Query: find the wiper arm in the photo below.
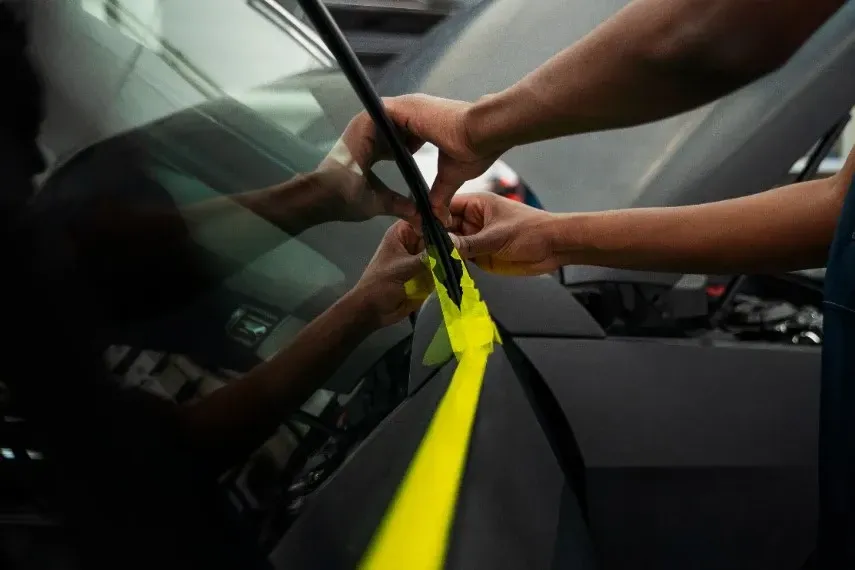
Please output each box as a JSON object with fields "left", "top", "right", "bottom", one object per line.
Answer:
{"left": 297, "top": 0, "right": 464, "bottom": 307}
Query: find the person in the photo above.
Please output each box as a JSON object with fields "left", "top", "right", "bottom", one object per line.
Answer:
{"left": 373, "top": 0, "right": 853, "bottom": 565}
{"left": 0, "top": 5, "right": 431, "bottom": 569}
{"left": 33, "top": 101, "right": 418, "bottom": 329}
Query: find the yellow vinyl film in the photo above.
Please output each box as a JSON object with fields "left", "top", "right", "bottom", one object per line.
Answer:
{"left": 359, "top": 250, "right": 501, "bottom": 570}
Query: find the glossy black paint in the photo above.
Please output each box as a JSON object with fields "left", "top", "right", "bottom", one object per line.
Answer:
{"left": 9, "top": 1, "right": 848, "bottom": 568}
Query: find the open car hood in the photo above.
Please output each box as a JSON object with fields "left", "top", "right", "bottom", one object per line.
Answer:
{"left": 378, "top": 0, "right": 855, "bottom": 284}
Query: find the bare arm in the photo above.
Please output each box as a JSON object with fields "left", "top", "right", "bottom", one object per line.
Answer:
{"left": 552, "top": 151, "right": 855, "bottom": 274}
{"left": 178, "top": 291, "right": 376, "bottom": 474}
{"left": 173, "top": 221, "right": 426, "bottom": 475}
{"left": 466, "top": 0, "right": 845, "bottom": 154}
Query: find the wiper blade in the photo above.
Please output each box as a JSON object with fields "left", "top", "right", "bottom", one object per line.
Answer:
{"left": 296, "top": 0, "right": 464, "bottom": 307}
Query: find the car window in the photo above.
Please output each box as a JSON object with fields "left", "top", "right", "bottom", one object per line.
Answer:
{"left": 26, "top": 0, "right": 448, "bottom": 557}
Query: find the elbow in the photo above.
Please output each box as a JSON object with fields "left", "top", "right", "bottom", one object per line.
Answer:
{"left": 642, "top": 12, "right": 800, "bottom": 91}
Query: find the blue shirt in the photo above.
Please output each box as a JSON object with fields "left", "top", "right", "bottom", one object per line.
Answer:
{"left": 819, "top": 175, "right": 855, "bottom": 566}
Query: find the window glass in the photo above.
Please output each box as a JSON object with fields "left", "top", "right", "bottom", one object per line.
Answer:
{"left": 25, "top": 0, "right": 442, "bottom": 557}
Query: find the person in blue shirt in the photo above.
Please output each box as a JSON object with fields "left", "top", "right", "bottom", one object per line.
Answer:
{"left": 380, "top": 0, "right": 853, "bottom": 566}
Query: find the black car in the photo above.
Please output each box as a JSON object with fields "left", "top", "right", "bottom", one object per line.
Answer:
{"left": 2, "top": 1, "right": 854, "bottom": 569}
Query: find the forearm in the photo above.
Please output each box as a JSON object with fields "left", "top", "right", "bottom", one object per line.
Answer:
{"left": 466, "top": 0, "right": 842, "bottom": 154}
{"left": 181, "top": 170, "right": 327, "bottom": 239}
{"left": 178, "top": 291, "right": 376, "bottom": 474}
{"left": 554, "top": 177, "right": 845, "bottom": 275}
{"left": 73, "top": 174, "right": 331, "bottom": 316}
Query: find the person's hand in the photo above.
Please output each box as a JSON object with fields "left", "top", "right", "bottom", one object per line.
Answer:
{"left": 382, "top": 94, "right": 504, "bottom": 224}
{"left": 308, "top": 156, "right": 416, "bottom": 224}
{"left": 449, "top": 192, "right": 562, "bottom": 276}
{"left": 307, "top": 112, "right": 420, "bottom": 224}
{"left": 348, "top": 221, "right": 433, "bottom": 328}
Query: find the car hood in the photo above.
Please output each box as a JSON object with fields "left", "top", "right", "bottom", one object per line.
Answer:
{"left": 378, "top": 0, "right": 855, "bottom": 283}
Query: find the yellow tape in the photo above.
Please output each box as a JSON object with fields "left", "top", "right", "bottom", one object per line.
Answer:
{"left": 404, "top": 270, "right": 435, "bottom": 302}
{"left": 360, "top": 251, "right": 500, "bottom": 570}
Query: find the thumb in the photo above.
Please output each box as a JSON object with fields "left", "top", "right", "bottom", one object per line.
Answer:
{"left": 430, "top": 155, "right": 469, "bottom": 212}
{"left": 375, "top": 183, "right": 418, "bottom": 220}
{"left": 396, "top": 254, "right": 430, "bottom": 283}
{"left": 451, "top": 225, "right": 503, "bottom": 260}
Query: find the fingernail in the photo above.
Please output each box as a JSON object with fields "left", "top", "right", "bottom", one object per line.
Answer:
{"left": 449, "top": 234, "right": 461, "bottom": 249}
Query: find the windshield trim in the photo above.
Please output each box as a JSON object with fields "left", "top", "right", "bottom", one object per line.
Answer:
{"left": 250, "top": 0, "right": 335, "bottom": 67}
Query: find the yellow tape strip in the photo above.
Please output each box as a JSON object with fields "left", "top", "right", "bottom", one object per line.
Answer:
{"left": 360, "top": 251, "right": 500, "bottom": 570}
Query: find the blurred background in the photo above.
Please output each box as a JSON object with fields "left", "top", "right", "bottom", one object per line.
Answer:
{"left": 326, "top": 0, "right": 855, "bottom": 178}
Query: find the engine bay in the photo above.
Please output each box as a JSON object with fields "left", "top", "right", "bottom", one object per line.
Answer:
{"left": 571, "top": 272, "right": 824, "bottom": 347}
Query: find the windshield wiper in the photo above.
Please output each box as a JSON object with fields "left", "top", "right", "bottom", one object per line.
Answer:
{"left": 297, "top": 0, "right": 464, "bottom": 306}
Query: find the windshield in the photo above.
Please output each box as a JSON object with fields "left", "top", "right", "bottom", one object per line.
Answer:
{"left": 25, "top": 0, "right": 448, "bottom": 558}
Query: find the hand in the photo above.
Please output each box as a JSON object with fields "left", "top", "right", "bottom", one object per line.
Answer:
{"left": 306, "top": 112, "right": 420, "bottom": 224}
{"left": 349, "top": 221, "right": 433, "bottom": 328}
{"left": 308, "top": 158, "right": 416, "bottom": 224}
{"left": 383, "top": 94, "right": 504, "bottom": 224}
{"left": 449, "top": 192, "right": 561, "bottom": 276}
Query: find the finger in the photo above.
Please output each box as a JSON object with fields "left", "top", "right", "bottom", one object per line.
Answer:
{"left": 418, "top": 249, "right": 431, "bottom": 266}
{"left": 449, "top": 193, "right": 488, "bottom": 228}
{"left": 409, "top": 213, "right": 424, "bottom": 237}
{"left": 451, "top": 226, "right": 503, "bottom": 260}
{"left": 448, "top": 214, "right": 481, "bottom": 237}
{"left": 401, "top": 130, "right": 426, "bottom": 155}
{"left": 401, "top": 223, "right": 426, "bottom": 255}
{"left": 386, "top": 219, "right": 423, "bottom": 254}
{"left": 447, "top": 215, "right": 465, "bottom": 234}
{"left": 432, "top": 204, "right": 452, "bottom": 228}
{"left": 429, "top": 168, "right": 467, "bottom": 219}
{"left": 396, "top": 254, "right": 431, "bottom": 282}
{"left": 449, "top": 191, "right": 491, "bottom": 216}
{"left": 339, "top": 111, "right": 377, "bottom": 169}
{"left": 404, "top": 270, "right": 434, "bottom": 302}
{"left": 374, "top": 183, "right": 418, "bottom": 220}
{"left": 384, "top": 94, "right": 432, "bottom": 139}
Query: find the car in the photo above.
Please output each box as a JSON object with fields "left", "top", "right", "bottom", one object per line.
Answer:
{"left": 1, "top": 0, "right": 853, "bottom": 569}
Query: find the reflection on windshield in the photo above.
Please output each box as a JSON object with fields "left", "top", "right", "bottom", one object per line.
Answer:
{"left": 13, "top": 1, "right": 436, "bottom": 567}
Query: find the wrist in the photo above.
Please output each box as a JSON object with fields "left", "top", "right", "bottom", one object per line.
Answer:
{"left": 337, "top": 287, "right": 382, "bottom": 334}
{"left": 467, "top": 81, "right": 551, "bottom": 156}
{"left": 465, "top": 91, "right": 517, "bottom": 157}
{"left": 547, "top": 212, "right": 592, "bottom": 266}
{"left": 257, "top": 173, "right": 332, "bottom": 231}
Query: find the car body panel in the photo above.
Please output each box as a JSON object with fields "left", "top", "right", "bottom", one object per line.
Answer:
{"left": 8, "top": 0, "right": 846, "bottom": 568}
{"left": 271, "top": 325, "right": 597, "bottom": 570}
{"left": 268, "top": 263, "right": 822, "bottom": 568}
